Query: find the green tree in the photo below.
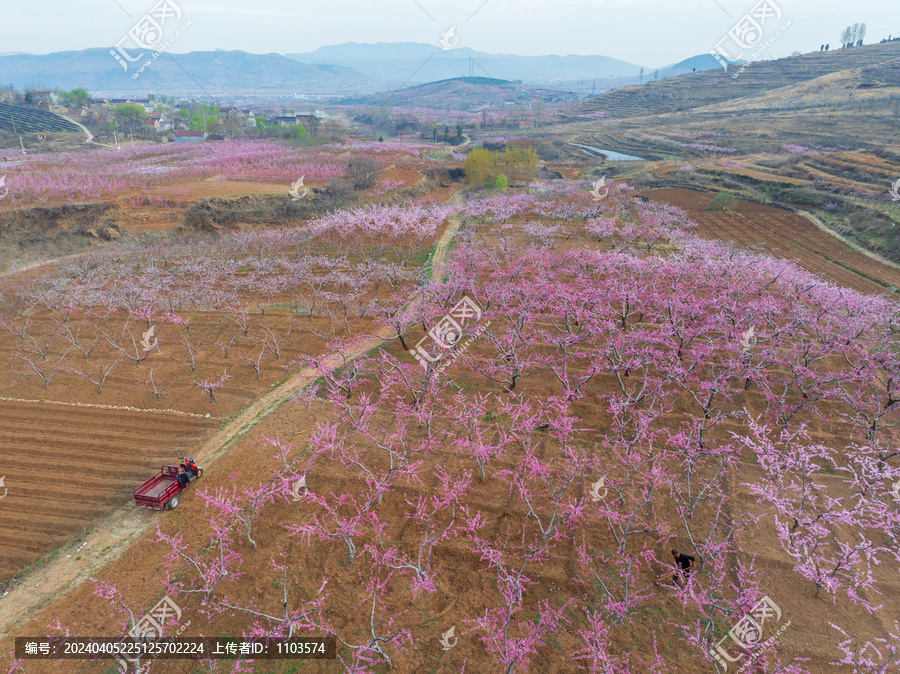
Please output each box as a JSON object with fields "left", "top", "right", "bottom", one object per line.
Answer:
{"left": 495, "top": 174, "right": 508, "bottom": 189}
{"left": 501, "top": 146, "right": 538, "bottom": 184}
{"left": 297, "top": 124, "right": 307, "bottom": 138}
{"left": 705, "top": 190, "right": 737, "bottom": 213}
{"left": 189, "top": 112, "right": 205, "bottom": 131}
{"left": 456, "top": 123, "right": 463, "bottom": 141}
{"left": 70, "top": 88, "right": 88, "bottom": 107}
{"left": 114, "top": 103, "right": 148, "bottom": 132}
{"left": 465, "top": 147, "right": 501, "bottom": 188}
{"left": 256, "top": 117, "right": 266, "bottom": 131}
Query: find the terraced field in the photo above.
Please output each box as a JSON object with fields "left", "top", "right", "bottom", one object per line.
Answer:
{"left": 571, "top": 42, "right": 900, "bottom": 119}
{"left": 0, "top": 102, "right": 82, "bottom": 134}
{"left": 645, "top": 187, "right": 900, "bottom": 294}
{"left": 0, "top": 401, "right": 215, "bottom": 578}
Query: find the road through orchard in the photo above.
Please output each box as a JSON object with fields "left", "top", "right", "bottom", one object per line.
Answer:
{"left": 0, "top": 192, "right": 465, "bottom": 638}
{"left": 6, "top": 183, "right": 900, "bottom": 672}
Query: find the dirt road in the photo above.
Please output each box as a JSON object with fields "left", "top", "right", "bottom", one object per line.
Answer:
{"left": 0, "top": 193, "right": 465, "bottom": 637}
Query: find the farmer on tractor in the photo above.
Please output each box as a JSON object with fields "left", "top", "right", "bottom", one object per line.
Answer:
{"left": 182, "top": 457, "right": 200, "bottom": 479}
{"left": 176, "top": 457, "right": 201, "bottom": 489}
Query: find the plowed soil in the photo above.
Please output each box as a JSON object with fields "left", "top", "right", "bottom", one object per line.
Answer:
{"left": 0, "top": 402, "right": 215, "bottom": 578}
{"left": 644, "top": 187, "right": 900, "bottom": 294}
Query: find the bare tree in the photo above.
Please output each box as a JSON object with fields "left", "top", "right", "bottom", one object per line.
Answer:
{"left": 324, "top": 118, "right": 344, "bottom": 141}
{"left": 144, "top": 366, "right": 171, "bottom": 398}
{"left": 15, "top": 349, "right": 70, "bottom": 389}
{"left": 256, "top": 318, "right": 291, "bottom": 361}
{"left": 840, "top": 26, "right": 852, "bottom": 48}
{"left": 166, "top": 333, "right": 204, "bottom": 373}
{"left": 102, "top": 320, "right": 153, "bottom": 367}
{"left": 20, "top": 323, "right": 61, "bottom": 361}
{"left": 240, "top": 342, "right": 269, "bottom": 379}
{"left": 217, "top": 332, "right": 242, "bottom": 360}
{"left": 58, "top": 318, "right": 103, "bottom": 362}
{"left": 66, "top": 354, "right": 123, "bottom": 394}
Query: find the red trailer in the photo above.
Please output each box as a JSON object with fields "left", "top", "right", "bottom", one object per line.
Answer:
{"left": 134, "top": 459, "right": 203, "bottom": 511}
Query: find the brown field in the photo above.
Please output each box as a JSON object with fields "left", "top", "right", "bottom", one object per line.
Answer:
{"left": 0, "top": 219, "right": 448, "bottom": 583}
{"left": 644, "top": 187, "right": 900, "bottom": 294}
{"left": 0, "top": 401, "right": 215, "bottom": 578}
{"left": 707, "top": 166, "right": 811, "bottom": 185}
{"left": 0, "top": 309, "right": 355, "bottom": 580}
{"left": 1, "top": 174, "right": 898, "bottom": 673}
{"left": 5, "top": 281, "right": 897, "bottom": 674}
{"left": 376, "top": 167, "right": 424, "bottom": 187}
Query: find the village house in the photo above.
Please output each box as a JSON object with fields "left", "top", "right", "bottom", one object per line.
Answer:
{"left": 26, "top": 90, "right": 55, "bottom": 105}
{"left": 108, "top": 98, "right": 155, "bottom": 113}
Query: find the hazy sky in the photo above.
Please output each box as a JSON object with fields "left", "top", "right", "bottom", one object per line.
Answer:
{"left": 1, "top": 0, "right": 895, "bottom": 67}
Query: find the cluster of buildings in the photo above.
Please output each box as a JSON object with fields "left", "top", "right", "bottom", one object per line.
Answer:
{"left": 7, "top": 90, "right": 333, "bottom": 142}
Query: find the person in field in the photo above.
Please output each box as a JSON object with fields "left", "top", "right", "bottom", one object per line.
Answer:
{"left": 669, "top": 549, "right": 695, "bottom": 586}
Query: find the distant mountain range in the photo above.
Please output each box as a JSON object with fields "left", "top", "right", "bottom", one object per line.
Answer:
{"left": 0, "top": 45, "right": 725, "bottom": 98}
{"left": 286, "top": 42, "right": 724, "bottom": 85}
{"left": 0, "top": 49, "right": 384, "bottom": 97}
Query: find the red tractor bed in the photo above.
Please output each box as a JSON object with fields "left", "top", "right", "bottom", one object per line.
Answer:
{"left": 134, "top": 466, "right": 186, "bottom": 511}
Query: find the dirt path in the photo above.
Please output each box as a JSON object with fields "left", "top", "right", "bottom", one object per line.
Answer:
{"left": 0, "top": 249, "right": 95, "bottom": 281}
{"left": 0, "top": 192, "right": 466, "bottom": 637}
{"left": 796, "top": 209, "right": 900, "bottom": 273}
{"left": 55, "top": 114, "right": 117, "bottom": 150}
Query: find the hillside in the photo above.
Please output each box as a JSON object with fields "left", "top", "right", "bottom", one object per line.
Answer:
{"left": 570, "top": 41, "right": 900, "bottom": 119}
{"left": 341, "top": 76, "right": 537, "bottom": 108}
{"left": 0, "top": 103, "right": 82, "bottom": 134}
{"left": 687, "top": 56, "right": 900, "bottom": 113}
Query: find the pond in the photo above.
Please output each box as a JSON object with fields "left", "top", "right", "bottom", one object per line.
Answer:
{"left": 568, "top": 142, "right": 644, "bottom": 161}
